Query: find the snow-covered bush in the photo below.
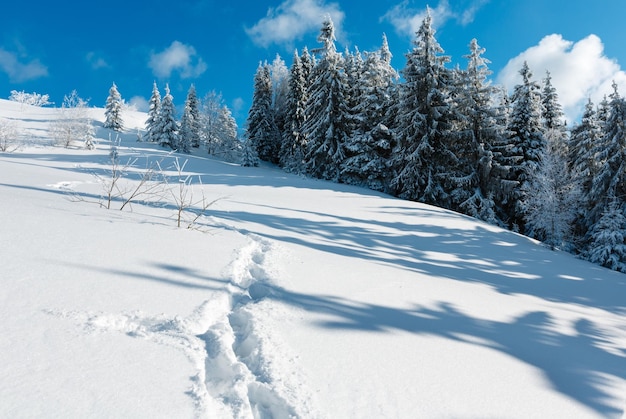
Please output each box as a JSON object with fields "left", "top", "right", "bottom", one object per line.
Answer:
{"left": 0, "top": 118, "right": 19, "bottom": 152}
{"left": 49, "top": 90, "right": 94, "bottom": 148}
{"left": 9, "top": 90, "right": 52, "bottom": 107}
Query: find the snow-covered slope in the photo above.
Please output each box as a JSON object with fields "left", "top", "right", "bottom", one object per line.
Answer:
{"left": 1, "top": 99, "right": 625, "bottom": 418}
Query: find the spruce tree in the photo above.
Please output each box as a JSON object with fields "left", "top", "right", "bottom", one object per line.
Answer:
{"left": 241, "top": 137, "right": 260, "bottom": 167}
{"left": 215, "top": 105, "right": 241, "bottom": 162}
{"left": 144, "top": 82, "right": 161, "bottom": 142}
{"left": 153, "top": 84, "right": 178, "bottom": 149}
{"left": 246, "top": 63, "right": 281, "bottom": 163}
{"left": 389, "top": 10, "right": 457, "bottom": 205}
{"left": 541, "top": 71, "right": 565, "bottom": 131}
{"left": 179, "top": 84, "right": 201, "bottom": 153}
{"left": 585, "top": 200, "right": 626, "bottom": 273}
{"left": 569, "top": 99, "right": 602, "bottom": 241}
{"left": 505, "top": 61, "right": 546, "bottom": 232}
{"left": 588, "top": 83, "right": 626, "bottom": 231}
{"left": 450, "top": 38, "right": 501, "bottom": 223}
{"left": 104, "top": 82, "right": 123, "bottom": 131}
{"left": 302, "top": 16, "right": 350, "bottom": 181}
{"left": 280, "top": 50, "right": 309, "bottom": 172}
{"left": 341, "top": 35, "right": 398, "bottom": 191}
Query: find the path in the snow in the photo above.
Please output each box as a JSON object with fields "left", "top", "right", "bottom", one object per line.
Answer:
{"left": 46, "top": 233, "right": 317, "bottom": 419}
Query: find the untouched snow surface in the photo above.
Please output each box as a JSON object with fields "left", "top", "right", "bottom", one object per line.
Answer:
{"left": 1, "top": 99, "right": 625, "bottom": 418}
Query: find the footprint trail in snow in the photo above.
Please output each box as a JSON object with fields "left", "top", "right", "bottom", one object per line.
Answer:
{"left": 45, "top": 234, "right": 318, "bottom": 419}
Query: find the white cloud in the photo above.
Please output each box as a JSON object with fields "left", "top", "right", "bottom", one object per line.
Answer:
{"left": 128, "top": 96, "right": 149, "bottom": 112}
{"left": 496, "top": 34, "right": 626, "bottom": 123}
{"left": 148, "top": 41, "right": 207, "bottom": 79}
{"left": 382, "top": 0, "right": 488, "bottom": 37}
{"left": 459, "top": 0, "right": 490, "bottom": 25}
{"left": 245, "top": 0, "right": 345, "bottom": 48}
{"left": 0, "top": 49, "right": 47, "bottom": 83}
{"left": 86, "top": 52, "right": 109, "bottom": 70}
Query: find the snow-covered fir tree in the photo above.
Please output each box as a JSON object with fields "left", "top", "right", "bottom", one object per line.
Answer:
{"left": 587, "top": 83, "right": 626, "bottom": 234}
{"left": 215, "top": 105, "right": 241, "bottom": 162}
{"left": 246, "top": 63, "right": 281, "bottom": 163}
{"left": 300, "top": 47, "right": 314, "bottom": 85}
{"left": 279, "top": 50, "right": 309, "bottom": 172}
{"left": 144, "top": 82, "right": 161, "bottom": 142}
{"left": 504, "top": 61, "right": 546, "bottom": 232}
{"left": 302, "top": 16, "right": 351, "bottom": 181}
{"left": 104, "top": 82, "right": 123, "bottom": 131}
{"left": 341, "top": 34, "right": 398, "bottom": 191}
{"left": 597, "top": 94, "right": 610, "bottom": 128}
{"left": 449, "top": 38, "right": 502, "bottom": 223}
{"left": 569, "top": 99, "right": 602, "bottom": 241}
{"left": 541, "top": 71, "right": 569, "bottom": 159}
{"left": 153, "top": 84, "right": 178, "bottom": 149}
{"left": 241, "top": 137, "right": 260, "bottom": 167}
{"left": 585, "top": 200, "right": 626, "bottom": 273}
{"left": 541, "top": 71, "right": 566, "bottom": 130}
{"left": 178, "top": 85, "right": 201, "bottom": 153}
{"left": 389, "top": 10, "right": 458, "bottom": 205}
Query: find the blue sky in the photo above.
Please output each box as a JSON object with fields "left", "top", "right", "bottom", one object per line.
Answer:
{"left": 2, "top": 0, "right": 626, "bottom": 126}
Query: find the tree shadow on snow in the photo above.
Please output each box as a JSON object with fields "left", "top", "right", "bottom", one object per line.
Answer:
{"left": 208, "top": 204, "right": 626, "bottom": 314}
{"left": 265, "top": 288, "right": 626, "bottom": 416}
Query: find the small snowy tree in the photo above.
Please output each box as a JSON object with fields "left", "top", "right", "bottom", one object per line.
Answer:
{"left": 200, "top": 91, "right": 240, "bottom": 161}
{"left": 104, "top": 82, "right": 124, "bottom": 131}
{"left": 214, "top": 105, "right": 241, "bottom": 162}
{"left": 585, "top": 201, "right": 626, "bottom": 272}
{"left": 179, "top": 84, "right": 201, "bottom": 153}
{"left": 144, "top": 82, "right": 161, "bottom": 142}
{"left": 523, "top": 132, "right": 581, "bottom": 250}
{"left": 153, "top": 84, "right": 178, "bottom": 149}
{"left": 241, "top": 137, "right": 260, "bottom": 167}
{"left": 0, "top": 118, "right": 19, "bottom": 152}
{"left": 49, "top": 90, "right": 95, "bottom": 149}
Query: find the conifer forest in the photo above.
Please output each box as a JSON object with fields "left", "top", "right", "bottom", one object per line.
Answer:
{"left": 139, "top": 14, "right": 626, "bottom": 274}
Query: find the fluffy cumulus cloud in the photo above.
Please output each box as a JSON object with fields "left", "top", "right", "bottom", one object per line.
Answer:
{"left": 245, "top": 0, "right": 345, "bottom": 47}
{"left": 0, "top": 49, "right": 47, "bottom": 83}
{"left": 382, "top": 0, "right": 488, "bottom": 37}
{"left": 496, "top": 34, "right": 626, "bottom": 123}
{"left": 148, "top": 41, "right": 207, "bottom": 79}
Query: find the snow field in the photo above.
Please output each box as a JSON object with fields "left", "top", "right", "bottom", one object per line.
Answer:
{"left": 1, "top": 100, "right": 625, "bottom": 418}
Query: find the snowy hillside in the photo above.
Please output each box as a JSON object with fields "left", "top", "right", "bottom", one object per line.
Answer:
{"left": 1, "top": 99, "right": 625, "bottom": 418}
